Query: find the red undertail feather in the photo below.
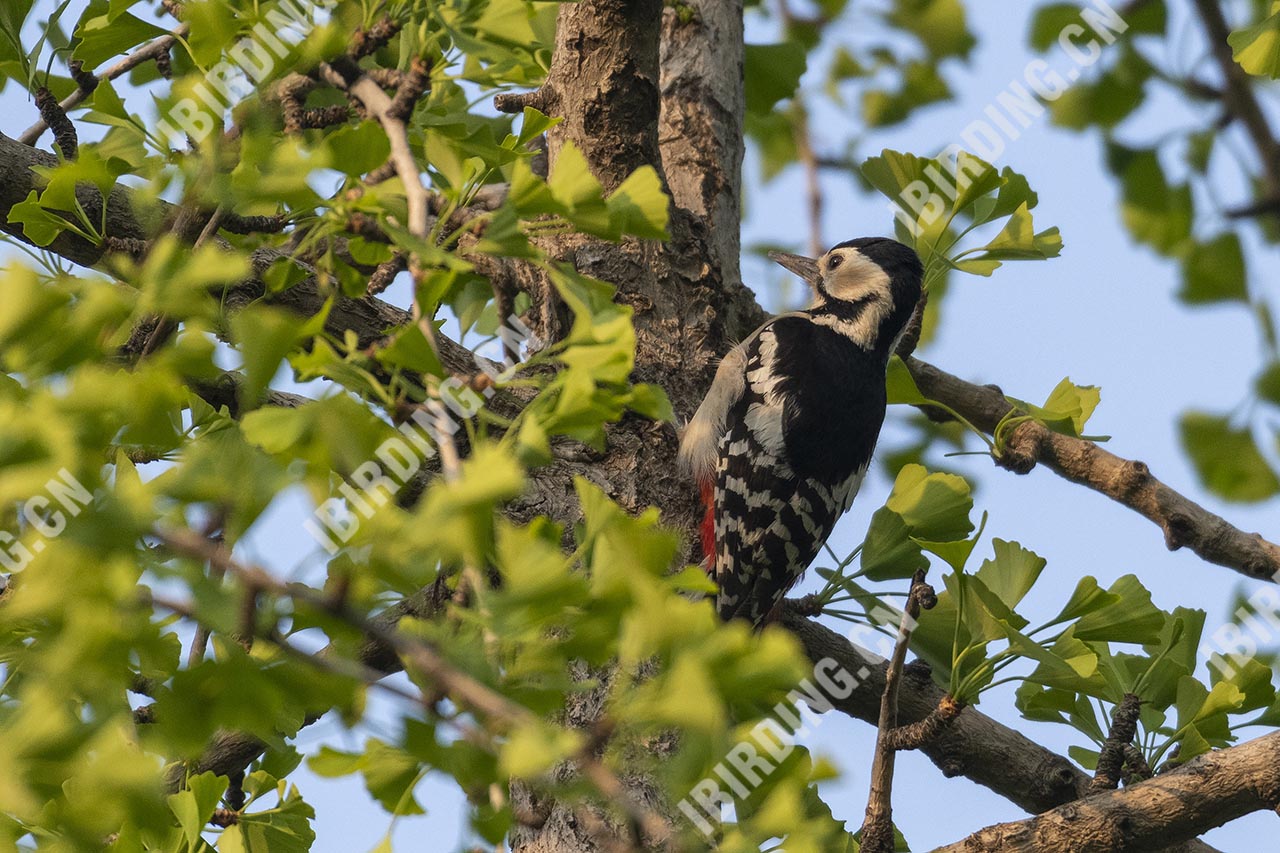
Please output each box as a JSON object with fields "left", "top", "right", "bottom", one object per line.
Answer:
{"left": 698, "top": 477, "right": 715, "bottom": 571}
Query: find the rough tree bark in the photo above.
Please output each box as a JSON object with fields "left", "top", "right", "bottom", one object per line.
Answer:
{"left": 931, "top": 730, "right": 1280, "bottom": 853}
{"left": 497, "top": 2, "right": 755, "bottom": 849}
{"left": 782, "top": 611, "right": 1220, "bottom": 853}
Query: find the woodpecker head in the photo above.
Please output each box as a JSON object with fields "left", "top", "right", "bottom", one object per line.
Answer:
{"left": 769, "top": 237, "right": 923, "bottom": 354}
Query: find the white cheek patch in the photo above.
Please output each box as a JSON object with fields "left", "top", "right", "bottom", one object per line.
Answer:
{"left": 825, "top": 251, "right": 893, "bottom": 303}
{"left": 813, "top": 250, "right": 897, "bottom": 349}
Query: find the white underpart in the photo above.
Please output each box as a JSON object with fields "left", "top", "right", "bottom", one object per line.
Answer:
{"left": 678, "top": 312, "right": 806, "bottom": 482}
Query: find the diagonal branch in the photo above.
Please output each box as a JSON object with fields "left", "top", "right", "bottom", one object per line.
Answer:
{"left": 905, "top": 357, "right": 1280, "bottom": 582}
{"left": 316, "top": 58, "right": 431, "bottom": 238}
{"left": 931, "top": 729, "right": 1280, "bottom": 853}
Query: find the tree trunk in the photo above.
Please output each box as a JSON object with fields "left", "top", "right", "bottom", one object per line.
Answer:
{"left": 504, "top": 2, "right": 749, "bottom": 850}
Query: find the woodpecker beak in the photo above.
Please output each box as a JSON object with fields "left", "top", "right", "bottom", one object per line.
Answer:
{"left": 768, "top": 251, "right": 822, "bottom": 288}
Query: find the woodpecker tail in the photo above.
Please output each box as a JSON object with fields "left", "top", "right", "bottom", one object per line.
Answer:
{"left": 698, "top": 477, "right": 715, "bottom": 571}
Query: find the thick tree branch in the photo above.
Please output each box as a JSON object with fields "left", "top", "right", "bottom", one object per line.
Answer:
{"left": 186, "top": 373, "right": 310, "bottom": 417}
{"left": 931, "top": 730, "right": 1280, "bottom": 853}
{"left": 0, "top": 132, "right": 160, "bottom": 266}
{"left": 778, "top": 608, "right": 1223, "bottom": 853}
{"left": 905, "top": 357, "right": 1280, "bottom": 582}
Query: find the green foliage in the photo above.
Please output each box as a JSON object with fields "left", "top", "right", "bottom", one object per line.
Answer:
{"left": 73, "top": 4, "right": 168, "bottom": 70}
{"left": 861, "top": 150, "right": 1062, "bottom": 291}
{"left": 1179, "top": 413, "right": 1280, "bottom": 502}
{"left": 885, "top": 0, "right": 975, "bottom": 61}
{"left": 1229, "top": 3, "right": 1280, "bottom": 78}
{"left": 1018, "top": 602, "right": 1278, "bottom": 769}
{"left": 1024, "top": 3, "right": 1280, "bottom": 496}
{"left": 744, "top": 42, "right": 808, "bottom": 116}
{"left": 1, "top": 1, "right": 1278, "bottom": 850}
{"left": 813, "top": 462, "right": 1260, "bottom": 771}
{"left": 0, "top": 0, "right": 668, "bottom": 846}
{"left": 811, "top": 453, "right": 1239, "bottom": 762}
{"left": 862, "top": 61, "right": 950, "bottom": 128}
{"left": 1181, "top": 233, "right": 1248, "bottom": 304}
{"left": 997, "top": 377, "right": 1108, "bottom": 448}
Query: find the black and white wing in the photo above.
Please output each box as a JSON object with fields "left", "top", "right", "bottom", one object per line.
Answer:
{"left": 713, "top": 316, "right": 887, "bottom": 625}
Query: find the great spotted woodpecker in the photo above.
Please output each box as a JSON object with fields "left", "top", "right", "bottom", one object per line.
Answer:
{"left": 679, "top": 238, "right": 924, "bottom": 626}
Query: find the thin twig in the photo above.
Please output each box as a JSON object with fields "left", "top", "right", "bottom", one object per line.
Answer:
{"left": 1191, "top": 0, "right": 1280, "bottom": 212}
{"left": 186, "top": 525, "right": 226, "bottom": 667}
{"left": 859, "top": 571, "right": 935, "bottom": 853}
{"left": 317, "top": 56, "right": 438, "bottom": 353}
{"left": 1091, "top": 693, "right": 1142, "bottom": 792}
{"left": 428, "top": 400, "right": 461, "bottom": 482}
{"left": 195, "top": 206, "right": 227, "bottom": 247}
{"left": 18, "top": 25, "right": 191, "bottom": 145}
{"left": 317, "top": 58, "right": 430, "bottom": 238}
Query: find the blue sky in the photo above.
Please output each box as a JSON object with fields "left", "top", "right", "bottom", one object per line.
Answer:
{"left": 749, "top": 3, "right": 1277, "bottom": 850}
{"left": 2, "top": 1, "right": 1276, "bottom": 850}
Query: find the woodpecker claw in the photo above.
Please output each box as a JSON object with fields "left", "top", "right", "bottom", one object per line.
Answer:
{"left": 767, "top": 250, "right": 822, "bottom": 287}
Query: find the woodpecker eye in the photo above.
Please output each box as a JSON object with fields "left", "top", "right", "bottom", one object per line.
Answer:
{"left": 828, "top": 254, "right": 844, "bottom": 270}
